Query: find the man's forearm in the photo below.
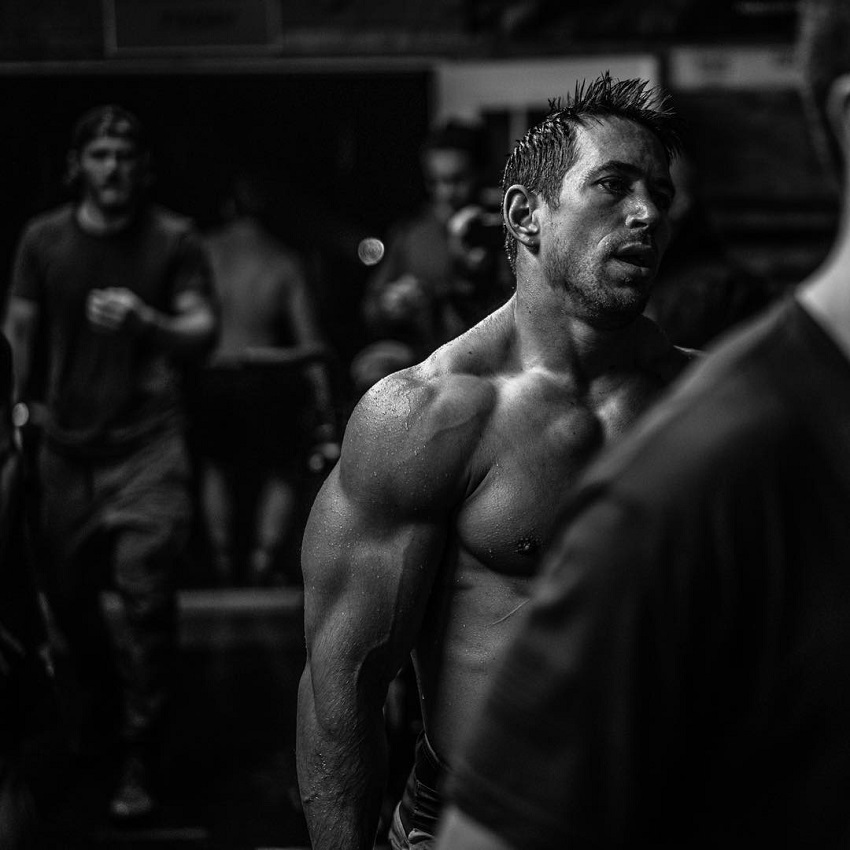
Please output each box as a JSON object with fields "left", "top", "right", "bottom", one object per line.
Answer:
{"left": 138, "top": 303, "right": 217, "bottom": 361}
{"left": 296, "top": 667, "right": 388, "bottom": 850}
{"left": 306, "top": 361, "right": 336, "bottom": 430}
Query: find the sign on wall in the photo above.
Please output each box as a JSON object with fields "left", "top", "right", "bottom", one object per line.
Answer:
{"left": 104, "top": 0, "right": 283, "bottom": 55}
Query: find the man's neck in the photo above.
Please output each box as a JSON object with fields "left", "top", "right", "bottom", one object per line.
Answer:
{"left": 510, "top": 285, "right": 650, "bottom": 384}
{"left": 76, "top": 198, "right": 136, "bottom": 236}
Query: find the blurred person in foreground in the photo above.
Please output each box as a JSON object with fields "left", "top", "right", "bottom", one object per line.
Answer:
{"left": 3, "top": 105, "right": 218, "bottom": 821}
{"left": 195, "top": 172, "right": 339, "bottom": 587}
{"left": 297, "top": 72, "right": 695, "bottom": 850}
{"left": 351, "top": 120, "right": 512, "bottom": 395}
{"left": 437, "top": 3, "right": 850, "bottom": 848}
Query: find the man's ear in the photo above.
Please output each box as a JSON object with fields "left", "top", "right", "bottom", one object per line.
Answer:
{"left": 503, "top": 184, "right": 541, "bottom": 254}
{"left": 826, "top": 73, "right": 850, "bottom": 156}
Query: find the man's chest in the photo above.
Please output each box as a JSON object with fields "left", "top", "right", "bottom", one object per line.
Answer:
{"left": 454, "top": 379, "right": 662, "bottom": 576}
{"left": 41, "top": 229, "right": 173, "bottom": 309}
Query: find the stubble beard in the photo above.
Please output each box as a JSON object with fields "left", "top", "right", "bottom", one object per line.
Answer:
{"left": 88, "top": 181, "right": 138, "bottom": 218}
{"left": 550, "top": 250, "right": 652, "bottom": 329}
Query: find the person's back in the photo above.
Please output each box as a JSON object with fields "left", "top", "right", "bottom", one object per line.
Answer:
{"left": 205, "top": 217, "right": 307, "bottom": 354}
{"left": 196, "top": 200, "right": 338, "bottom": 585}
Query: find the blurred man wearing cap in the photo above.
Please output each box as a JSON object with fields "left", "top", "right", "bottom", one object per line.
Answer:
{"left": 3, "top": 105, "right": 218, "bottom": 821}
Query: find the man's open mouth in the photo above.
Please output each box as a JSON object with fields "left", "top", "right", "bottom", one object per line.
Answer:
{"left": 614, "top": 244, "right": 655, "bottom": 269}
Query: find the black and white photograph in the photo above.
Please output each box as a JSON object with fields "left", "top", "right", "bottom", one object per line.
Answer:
{"left": 2, "top": 2, "right": 848, "bottom": 849}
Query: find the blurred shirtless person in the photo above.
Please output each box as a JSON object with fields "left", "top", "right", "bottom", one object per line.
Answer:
{"left": 297, "top": 73, "right": 693, "bottom": 850}
{"left": 197, "top": 174, "right": 338, "bottom": 585}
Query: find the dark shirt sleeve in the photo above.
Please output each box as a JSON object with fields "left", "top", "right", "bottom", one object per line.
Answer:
{"left": 10, "top": 224, "right": 43, "bottom": 302}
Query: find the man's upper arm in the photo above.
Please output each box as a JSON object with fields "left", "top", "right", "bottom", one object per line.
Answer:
{"left": 172, "top": 288, "right": 216, "bottom": 322}
{"left": 3, "top": 297, "right": 39, "bottom": 333}
{"left": 9, "top": 222, "right": 43, "bottom": 304}
{"left": 3, "top": 297, "right": 40, "bottom": 399}
{"left": 284, "top": 260, "right": 324, "bottom": 348}
{"left": 171, "top": 227, "right": 216, "bottom": 311}
{"left": 170, "top": 230, "right": 218, "bottom": 351}
{"left": 302, "top": 373, "right": 477, "bottom": 706}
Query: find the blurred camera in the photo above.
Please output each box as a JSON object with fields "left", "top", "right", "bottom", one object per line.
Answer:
{"left": 448, "top": 203, "right": 503, "bottom": 275}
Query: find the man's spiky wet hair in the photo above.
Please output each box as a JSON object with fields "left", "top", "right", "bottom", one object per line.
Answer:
{"left": 501, "top": 72, "right": 681, "bottom": 272}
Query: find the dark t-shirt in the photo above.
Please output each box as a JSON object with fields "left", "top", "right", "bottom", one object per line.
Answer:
{"left": 11, "top": 203, "right": 213, "bottom": 455}
{"left": 449, "top": 298, "right": 850, "bottom": 849}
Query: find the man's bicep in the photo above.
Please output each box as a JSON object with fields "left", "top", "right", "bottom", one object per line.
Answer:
{"left": 287, "top": 279, "right": 323, "bottom": 348}
{"left": 3, "top": 297, "right": 40, "bottom": 361}
{"left": 4, "top": 296, "right": 39, "bottom": 330}
{"left": 302, "top": 462, "right": 447, "bottom": 684}
{"left": 10, "top": 228, "right": 43, "bottom": 303}
{"left": 172, "top": 288, "right": 214, "bottom": 318}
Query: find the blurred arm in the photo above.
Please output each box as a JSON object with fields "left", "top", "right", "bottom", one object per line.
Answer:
{"left": 3, "top": 296, "right": 40, "bottom": 402}
{"left": 86, "top": 286, "right": 218, "bottom": 362}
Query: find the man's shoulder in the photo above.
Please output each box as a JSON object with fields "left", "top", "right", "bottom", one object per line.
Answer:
{"left": 355, "top": 360, "right": 498, "bottom": 445}
{"left": 20, "top": 203, "right": 75, "bottom": 242}
{"left": 265, "top": 239, "right": 307, "bottom": 284}
{"left": 144, "top": 204, "right": 199, "bottom": 240}
{"left": 341, "top": 356, "right": 498, "bottom": 493}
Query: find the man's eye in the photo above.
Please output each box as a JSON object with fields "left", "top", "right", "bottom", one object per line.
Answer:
{"left": 599, "top": 178, "right": 627, "bottom": 194}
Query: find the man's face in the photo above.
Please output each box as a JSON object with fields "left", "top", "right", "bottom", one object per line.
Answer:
{"left": 422, "top": 147, "right": 477, "bottom": 222}
{"left": 538, "top": 117, "right": 674, "bottom": 327}
{"left": 76, "top": 135, "right": 143, "bottom": 213}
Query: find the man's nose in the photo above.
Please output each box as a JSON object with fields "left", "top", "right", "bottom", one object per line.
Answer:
{"left": 626, "top": 191, "right": 664, "bottom": 229}
{"left": 432, "top": 180, "right": 454, "bottom": 201}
